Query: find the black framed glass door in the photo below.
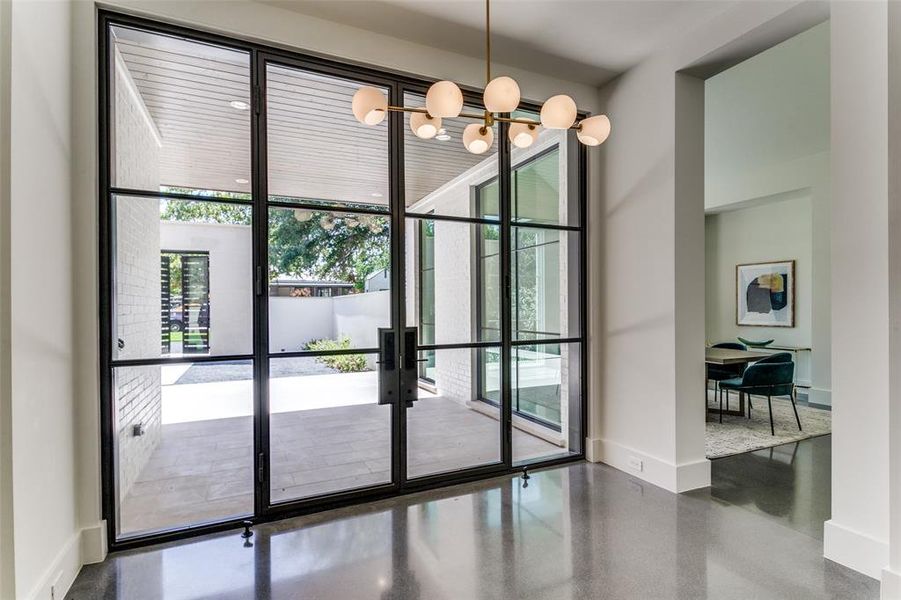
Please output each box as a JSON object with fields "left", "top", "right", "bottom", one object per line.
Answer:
{"left": 258, "top": 57, "right": 400, "bottom": 508}
{"left": 100, "top": 11, "right": 586, "bottom": 549}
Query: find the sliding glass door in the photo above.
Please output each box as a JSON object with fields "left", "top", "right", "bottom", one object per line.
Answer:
{"left": 100, "top": 12, "right": 586, "bottom": 547}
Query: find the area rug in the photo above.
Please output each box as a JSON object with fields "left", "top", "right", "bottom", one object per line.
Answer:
{"left": 706, "top": 393, "right": 831, "bottom": 459}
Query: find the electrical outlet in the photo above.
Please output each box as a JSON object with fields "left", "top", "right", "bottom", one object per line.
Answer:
{"left": 628, "top": 456, "right": 643, "bottom": 472}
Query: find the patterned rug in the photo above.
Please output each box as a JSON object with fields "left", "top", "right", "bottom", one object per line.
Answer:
{"left": 706, "top": 391, "right": 831, "bottom": 459}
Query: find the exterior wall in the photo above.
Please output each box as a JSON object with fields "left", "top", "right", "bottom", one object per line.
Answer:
{"left": 333, "top": 290, "right": 390, "bottom": 354}
{"left": 159, "top": 221, "right": 253, "bottom": 356}
{"left": 269, "top": 296, "right": 334, "bottom": 352}
{"left": 112, "top": 51, "right": 162, "bottom": 504}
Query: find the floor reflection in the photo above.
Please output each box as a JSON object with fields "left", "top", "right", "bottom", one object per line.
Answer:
{"left": 706, "top": 435, "right": 831, "bottom": 540}
{"left": 69, "top": 455, "right": 877, "bottom": 600}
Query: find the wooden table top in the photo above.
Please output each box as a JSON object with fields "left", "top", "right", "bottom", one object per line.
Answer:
{"left": 705, "top": 347, "right": 772, "bottom": 365}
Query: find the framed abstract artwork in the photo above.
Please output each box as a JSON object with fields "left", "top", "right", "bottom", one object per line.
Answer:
{"left": 736, "top": 260, "right": 795, "bottom": 327}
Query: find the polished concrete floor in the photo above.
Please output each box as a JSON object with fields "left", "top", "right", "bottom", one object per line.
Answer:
{"left": 121, "top": 395, "right": 561, "bottom": 535}
{"left": 700, "top": 434, "right": 832, "bottom": 541}
{"left": 71, "top": 439, "right": 878, "bottom": 600}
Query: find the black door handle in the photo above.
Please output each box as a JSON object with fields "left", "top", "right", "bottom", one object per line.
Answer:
{"left": 377, "top": 328, "right": 395, "bottom": 405}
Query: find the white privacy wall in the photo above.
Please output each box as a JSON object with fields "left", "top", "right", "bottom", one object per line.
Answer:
{"left": 704, "top": 22, "right": 831, "bottom": 405}
{"left": 113, "top": 49, "right": 163, "bottom": 504}
{"left": 159, "top": 221, "right": 253, "bottom": 356}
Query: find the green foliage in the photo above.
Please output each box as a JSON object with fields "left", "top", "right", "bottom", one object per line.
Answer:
{"left": 268, "top": 209, "right": 389, "bottom": 290}
{"left": 158, "top": 191, "right": 389, "bottom": 289}
{"left": 304, "top": 336, "right": 369, "bottom": 373}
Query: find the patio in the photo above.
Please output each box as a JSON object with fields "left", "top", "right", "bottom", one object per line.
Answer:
{"left": 120, "top": 364, "right": 564, "bottom": 535}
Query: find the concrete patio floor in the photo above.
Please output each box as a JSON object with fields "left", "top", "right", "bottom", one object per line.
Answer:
{"left": 120, "top": 372, "right": 564, "bottom": 535}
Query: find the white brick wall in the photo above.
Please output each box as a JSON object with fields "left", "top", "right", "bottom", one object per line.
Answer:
{"left": 112, "top": 49, "right": 163, "bottom": 502}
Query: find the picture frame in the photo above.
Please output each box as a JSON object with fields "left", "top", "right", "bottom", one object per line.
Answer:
{"left": 736, "top": 260, "right": 795, "bottom": 327}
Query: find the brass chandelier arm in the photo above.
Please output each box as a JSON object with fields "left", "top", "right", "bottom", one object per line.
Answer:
{"left": 382, "top": 105, "right": 583, "bottom": 131}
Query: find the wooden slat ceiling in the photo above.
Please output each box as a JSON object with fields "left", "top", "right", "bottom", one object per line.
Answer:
{"left": 113, "top": 26, "right": 487, "bottom": 207}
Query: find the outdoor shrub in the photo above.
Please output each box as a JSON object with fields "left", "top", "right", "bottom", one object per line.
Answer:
{"left": 305, "top": 336, "right": 369, "bottom": 373}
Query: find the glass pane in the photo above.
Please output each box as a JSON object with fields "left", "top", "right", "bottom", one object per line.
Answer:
{"left": 512, "top": 343, "right": 582, "bottom": 464}
{"left": 268, "top": 207, "right": 390, "bottom": 353}
{"left": 267, "top": 65, "right": 389, "bottom": 209}
{"left": 404, "top": 92, "right": 498, "bottom": 217}
{"left": 405, "top": 218, "right": 498, "bottom": 344}
{"left": 512, "top": 227, "right": 580, "bottom": 341}
{"left": 269, "top": 355, "right": 391, "bottom": 503}
{"left": 113, "top": 195, "right": 253, "bottom": 360}
{"left": 407, "top": 347, "right": 501, "bottom": 478}
{"left": 115, "top": 361, "right": 254, "bottom": 537}
{"left": 110, "top": 26, "right": 251, "bottom": 196}
{"left": 510, "top": 110, "right": 579, "bottom": 226}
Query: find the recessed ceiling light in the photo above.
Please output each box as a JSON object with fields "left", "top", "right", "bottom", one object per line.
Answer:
{"left": 235, "top": 178, "right": 249, "bottom": 184}
{"left": 229, "top": 100, "right": 249, "bottom": 111}
{"left": 436, "top": 128, "right": 451, "bottom": 141}
{"left": 371, "top": 192, "right": 384, "bottom": 198}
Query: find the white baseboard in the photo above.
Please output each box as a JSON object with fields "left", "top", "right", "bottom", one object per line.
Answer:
{"left": 80, "top": 521, "right": 108, "bottom": 565}
{"left": 883, "top": 567, "right": 901, "bottom": 600}
{"left": 586, "top": 437, "right": 710, "bottom": 493}
{"left": 824, "top": 519, "right": 889, "bottom": 580}
{"left": 23, "top": 522, "right": 107, "bottom": 600}
{"left": 25, "top": 530, "right": 81, "bottom": 600}
{"left": 807, "top": 387, "right": 832, "bottom": 406}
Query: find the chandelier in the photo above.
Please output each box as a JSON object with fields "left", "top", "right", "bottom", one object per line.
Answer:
{"left": 350, "top": 0, "right": 611, "bottom": 154}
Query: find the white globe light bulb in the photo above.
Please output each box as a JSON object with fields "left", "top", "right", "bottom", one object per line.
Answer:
{"left": 410, "top": 111, "right": 442, "bottom": 139}
{"left": 351, "top": 86, "right": 388, "bottom": 125}
{"left": 463, "top": 123, "right": 494, "bottom": 154}
{"left": 576, "top": 114, "right": 611, "bottom": 146}
{"left": 540, "top": 94, "right": 577, "bottom": 129}
{"left": 483, "top": 76, "right": 521, "bottom": 113}
{"left": 508, "top": 122, "right": 540, "bottom": 148}
{"left": 425, "top": 81, "right": 464, "bottom": 118}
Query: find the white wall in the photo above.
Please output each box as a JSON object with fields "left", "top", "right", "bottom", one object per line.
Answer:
{"left": 705, "top": 196, "right": 814, "bottom": 387}
{"left": 593, "top": 1, "right": 831, "bottom": 494}
{"left": 333, "top": 290, "right": 390, "bottom": 351}
{"left": 159, "top": 221, "right": 253, "bottom": 356}
{"left": 3, "top": 1, "right": 82, "bottom": 599}
{"left": 112, "top": 48, "right": 163, "bottom": 503}
{"left": 704, "top": 21, "right": 830, "bottom": 404}
{"left": 0, "top": 0, "right": 13, "bottom": 595}
{"left": 269, "top": 297, "right": 334, "bottom": 353}
{"left": 824, "top": 0, "right": 893, "bottom": 585}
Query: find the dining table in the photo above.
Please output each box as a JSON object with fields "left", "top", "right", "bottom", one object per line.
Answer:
{"left": 705, "top": 347, "right": 772, "bottom": 417}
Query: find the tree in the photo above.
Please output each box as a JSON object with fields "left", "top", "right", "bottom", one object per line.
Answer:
{"left": 159, "top": 189, "right": 389, "bottom": 290}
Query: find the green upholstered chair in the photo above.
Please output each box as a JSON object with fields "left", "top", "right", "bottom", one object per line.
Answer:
{"left": 754, "top": 352, "right": 792, "bottom": 364}
{"left": 719, "top": 361, "right": 800, "bottom": 435}
{"left": 707, "top": 342, "right": 747, "bottom": 409}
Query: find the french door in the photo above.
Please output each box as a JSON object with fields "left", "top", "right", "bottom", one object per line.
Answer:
{"left": 101, "top": 12, "right": 585, "bottom": 548}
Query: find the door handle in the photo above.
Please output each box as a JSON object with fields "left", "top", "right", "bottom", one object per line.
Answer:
{"left": 401, "top": 327, "right": 419, "bottom": 407}
{"left": 377, "top": 328, "right": 396, "bottom": 405}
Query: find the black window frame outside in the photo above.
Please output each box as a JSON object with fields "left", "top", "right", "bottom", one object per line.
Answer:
{"left": 98, "top": 8, "right": 589, "bottom": 552}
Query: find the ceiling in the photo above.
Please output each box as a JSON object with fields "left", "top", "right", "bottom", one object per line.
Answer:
{"left": 113, "top": 25, "right": 487, "bottom": 206}
{"left": 261, "top": 0, "right": 737, "bottom": 86}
